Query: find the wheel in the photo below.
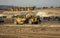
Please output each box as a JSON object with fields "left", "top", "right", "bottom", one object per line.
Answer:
{"left": 34, "top": 22, "right": 38, "bottom": 24}
{"left": 19, "top": 22, "right": 24, "bottom": 25}
{"left": 28, "top": 19, "right": 33, "bottom": 24}
{"left": 14, "top": 21, "right": 18, "bottom": 24}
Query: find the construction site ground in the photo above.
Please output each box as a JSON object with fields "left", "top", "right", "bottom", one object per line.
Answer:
{"left": 0, "top": 8, "right": 60, "bottom": 38}
{"left": 0, "top": 21, "right": 60, "bottom": 38}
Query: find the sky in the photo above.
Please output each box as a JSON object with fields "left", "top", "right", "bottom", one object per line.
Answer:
{"left": 0, "top": 0, "right": 60, "bottom": 7}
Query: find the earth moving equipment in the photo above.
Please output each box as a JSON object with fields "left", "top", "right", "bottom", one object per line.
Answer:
{"left": 28, "top": 16, "right": 41, "bottom": 24}
{"left": 54, "top": 16, "right": 60, "bottom": 21}
{"left": 0, "top": 16, "right": 6, "bottom": 23}
{"left": 14, "top": 13, "right": 41, "bottom": 24}
{"left": 14, "top": 15, "right": 26, "bottom": 24}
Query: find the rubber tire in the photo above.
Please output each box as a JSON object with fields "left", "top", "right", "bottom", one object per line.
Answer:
{"left": 28, "top": 19, "right": 33, "bottom": 24}
{"left": 14, "top": 21, "right": 18, "bottom": 25}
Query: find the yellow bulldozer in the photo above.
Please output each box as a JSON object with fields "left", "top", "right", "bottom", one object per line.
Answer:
{"left": 14, "top": 13, "right": 41, "bottom": 24}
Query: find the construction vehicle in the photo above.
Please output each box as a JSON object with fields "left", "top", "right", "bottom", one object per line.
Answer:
{"left": 28, "top": 16, "right": 41, "bottom": 24}
{"left": 14, "top": 15, "right": 26, "bottom": 24}
{"left": 0, "top": 16, "right": 6, "bottom": 23}
{"left": 54, "top": 16, "right": 60, "bottom": 21}
{"left": 14, "top": 13, "right": 41, "bottom": 24}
